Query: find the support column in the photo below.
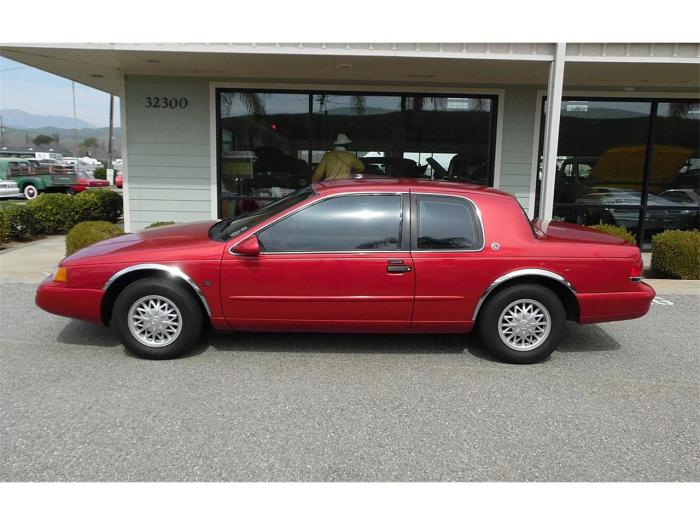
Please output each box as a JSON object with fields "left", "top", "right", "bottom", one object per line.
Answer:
{"left": 539, "top": 42, "right": 566, "bottom": 221}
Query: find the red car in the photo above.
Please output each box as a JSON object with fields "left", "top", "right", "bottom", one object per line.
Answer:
{"left": 115, "top": 173, "right": 123, "bottom": 188}
{"left": 68, "top": 172, "right": 110, "bottom": 194}
{"left": 36, "top": 179, "right": 655, "bottom": 363}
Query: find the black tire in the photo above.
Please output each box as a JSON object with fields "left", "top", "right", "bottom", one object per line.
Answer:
{"left": 66, "top": 188, "right": 77, "bottom": 196}
{"left": 112, "top": 277, "right": 204, "bottom": 359}
{"left": 477, "top": 284, "right": 566, "bottom": 364}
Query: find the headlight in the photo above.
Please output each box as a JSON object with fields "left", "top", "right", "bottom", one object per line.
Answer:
{"left": 53, "top": 266, "right": 68, "bottom": 283}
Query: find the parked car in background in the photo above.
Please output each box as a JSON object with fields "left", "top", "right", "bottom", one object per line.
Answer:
{"left": 659, "top": 188, "right": 700, "bottom": 206}
{"left": 36, "top": 179, "right": 654, "bottom": 364}
{"left": 0, "top": 178, "right": 22, "bottom": 199}
{"left": 68, "top": 171, "right": 111, "bottom": 195}
{"left": 115, "top": 172, "right": 123, "bottom": 189}
{"left": 0, "top": 157, "right": 77, "bottom": 199}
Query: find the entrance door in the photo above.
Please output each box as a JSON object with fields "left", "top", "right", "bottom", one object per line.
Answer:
{"left": 220, "top": 193, "right": 414, "bottom": 332}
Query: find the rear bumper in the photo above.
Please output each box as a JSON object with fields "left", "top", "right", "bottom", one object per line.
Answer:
{"left": 35, "top": 277, "right": 104, "bottom": 324}
{"left": 578, "top": 282, "right": 656, "bottom": 324}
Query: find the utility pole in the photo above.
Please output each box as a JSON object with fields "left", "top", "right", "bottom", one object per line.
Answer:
{"left": 107, "top": 94, "right": 114, "bottom": 170}
{"left": 72, "top": 81, "right": 79, "bottom": 156}
{"left": 0, "top": 114, "right": 4, "bottom": 146}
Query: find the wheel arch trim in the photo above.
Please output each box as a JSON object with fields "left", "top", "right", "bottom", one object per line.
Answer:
{"left": 102, "top": 263, "right": 212, "bottom": 316}
{"left": 472, "top": 269, "right": 577, "bottom": 321}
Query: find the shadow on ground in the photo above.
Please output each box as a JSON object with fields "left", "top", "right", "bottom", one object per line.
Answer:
{"left": 54, "top": 319, "right": 622, "bottom": 359}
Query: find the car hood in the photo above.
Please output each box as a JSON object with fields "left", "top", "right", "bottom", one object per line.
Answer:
{"left": 62, "top": 221, "right": 224, "bottom": 265}
{"left": 533, "top": 220, "right": 630, "bottom": 246}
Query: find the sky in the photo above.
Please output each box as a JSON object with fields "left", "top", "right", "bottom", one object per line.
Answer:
{"left": 0, "top": 57, "right": 120, "bottom": 127}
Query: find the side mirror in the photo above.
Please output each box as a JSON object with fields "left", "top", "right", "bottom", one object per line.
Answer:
{"left": 232, "top": 236, "right": 261, "bottom": 256}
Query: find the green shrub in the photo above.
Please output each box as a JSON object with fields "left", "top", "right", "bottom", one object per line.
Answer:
{"left": 590, "top": 222, "right": 636, "bottom": 245}
{"left": 0, "top": 203, "right": 39, "bottom": 240}
{"left": 651, "top": 229, "right": 700, "bottom": 280}
{"left": 72, "top": 189, "right": 123, "bottom": 223}
{"left": 0, "top": 207, "right": 11, "bottom": 246}
{"left": 93, "top": 167, "right": 107, "bottom": 180}
{"left": 145, "top": 221, "right": 176, "bottom": 229}
{"left": 65, "top": 221, "right": 124, "bottom": 256}
{"left": 26, "top": 193, "right": 76, "bottom": 234}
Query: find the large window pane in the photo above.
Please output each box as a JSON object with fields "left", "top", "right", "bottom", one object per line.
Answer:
{"left": 219, "top": 92, "right": 311, "bottom": 218}
{"left": 648, "top": 102, "right": 700, "bottom": 203}
{"left": 554, "top": 100, "right": 652, "bottom": 209}
{"left": 257, "top": 195, "right": 402, "bottom": 252}
{"left": 311, "top": 95, "right": 401, "bottom": 179}
{"left": 404, "top": 96, "right": 494, "bottom": 183}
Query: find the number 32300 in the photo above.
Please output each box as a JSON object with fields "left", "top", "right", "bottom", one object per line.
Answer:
{"left": 145, "top": 97, "right": 189, "bottom": 109}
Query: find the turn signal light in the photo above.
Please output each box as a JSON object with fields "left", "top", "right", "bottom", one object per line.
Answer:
{"left": 53, "top": 267, "right": 68, "bottom": 283}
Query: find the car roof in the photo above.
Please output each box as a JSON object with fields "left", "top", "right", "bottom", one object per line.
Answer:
{"left": 313, "top": 178, "right": 513, "bottom": 198}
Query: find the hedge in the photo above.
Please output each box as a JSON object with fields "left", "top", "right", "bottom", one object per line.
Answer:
{"left": 0, "top": 189, "right": 123, "bottom": 241}
{"left": 590, "top": 223, "right": 636, "bottom": 245}
{"left": 0, "top": 203, "right": 39, "bottom": 240}
{"left": 0, "top": 208, "right": 10, "bottom": 246}
{"left": 26, "top": 193, "right": 76, "bottom": 234}
{"left": 72, "top": 190, "right": 123, "bottom": 223}
{"left": 93, "top": 167, "right": 107, "bottom": 180}
{"left": 651, "top": 229, "right": 700, "bottom": 280}
{"left": 66, "top": 221, "right": 124, "bottom": 256}
{"left": 145, "top": 221, "right": 176, "bottom": 229}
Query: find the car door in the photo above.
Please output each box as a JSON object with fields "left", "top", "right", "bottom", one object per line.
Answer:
{"left": 220, "top": 193, "right": 415, "bottom": 332}
{"left": 409, "top": 192, "right": 487, "bottom": 332}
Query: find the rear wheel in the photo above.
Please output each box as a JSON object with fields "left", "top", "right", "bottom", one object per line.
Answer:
{"left": 23, "top": 184, "right": 38, "bottom": 200}
{"left": 478, "top": 284, "right": 566, "bottom": 364}
{"left": 112, "top": 277, "right": 204, "bottom": 359}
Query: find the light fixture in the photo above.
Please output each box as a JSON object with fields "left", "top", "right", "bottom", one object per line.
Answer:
{"left": 336, "top": 63, "right": 352, "bottom": 70}
{"left": 623, "top": 87, "right": 635, "bottom": 91}
{"left": 91, "top": 74, "right": 104, "bottom": 78}
{"left": 147, "top": 59, "right": 161, "bottom": 64}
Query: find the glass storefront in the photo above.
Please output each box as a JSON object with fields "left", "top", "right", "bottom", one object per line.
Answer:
{"left": 536, "top": 97, "right": 700, "bottom": 249}
{"left": 217, "top": 89, "right": 498, "bottom": 218}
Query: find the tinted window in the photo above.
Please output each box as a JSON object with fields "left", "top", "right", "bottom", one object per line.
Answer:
{"left": 258, "top": 194, "right": 402, "bottom": 252}
{"left": 415, "top": 195, "right": 482, "bottom": 250}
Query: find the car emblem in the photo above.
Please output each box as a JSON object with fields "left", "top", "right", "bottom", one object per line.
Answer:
{"left": 491, "top": 242, "right": 500, "bottom": 251}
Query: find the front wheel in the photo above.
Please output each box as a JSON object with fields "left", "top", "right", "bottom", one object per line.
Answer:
{"left": 477, "top": 284, "right": 566, "bottom": 364}
{"left": 23, "top": 184, "right": 38, "bottom": 200}
{"left": 112, "top": 277, "right": 204, "bottom": 359}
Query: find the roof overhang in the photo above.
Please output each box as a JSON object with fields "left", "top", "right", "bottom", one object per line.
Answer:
{"left": 1, "top": 43, "right": 698, "bottom": 96}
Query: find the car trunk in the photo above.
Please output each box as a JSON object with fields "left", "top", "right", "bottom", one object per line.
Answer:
{"left": 533, "top": 220, "right": 630, "bottom": 246}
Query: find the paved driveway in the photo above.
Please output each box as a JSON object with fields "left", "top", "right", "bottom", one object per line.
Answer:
{"left": 1, "top": 283, "right": 698, "bottom": 481}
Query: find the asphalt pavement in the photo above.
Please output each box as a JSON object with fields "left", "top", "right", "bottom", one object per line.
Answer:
{"left": 1, "top": 283, "right": 698, "bottom": 481}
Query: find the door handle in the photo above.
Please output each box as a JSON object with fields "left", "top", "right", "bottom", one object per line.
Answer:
{"left": 387, "top": 264, "right": 412, "bottom": 273}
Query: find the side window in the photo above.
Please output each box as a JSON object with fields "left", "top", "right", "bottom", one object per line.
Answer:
{"left": 257, "top": 194, "right": 402, "bottom": 252}
{"left": 414, "top": 195, "right": 483, "bottom": 250}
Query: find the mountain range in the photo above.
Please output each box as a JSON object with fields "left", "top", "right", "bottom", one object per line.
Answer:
{"left": 0, "top": 109, "right": 100, "bottom": 129}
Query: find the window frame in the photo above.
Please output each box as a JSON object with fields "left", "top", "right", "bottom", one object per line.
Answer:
{"left": 245, "top": 191, "right": 409, "bottom": 254}
{"left": 410, "top": 192, "right": 486, "bottom": 252}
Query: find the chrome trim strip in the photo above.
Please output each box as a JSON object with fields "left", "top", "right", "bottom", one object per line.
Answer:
{"left": 471, "top": 268, "right": 577, "bottom": 321}
{"left": 629, "top": 276, "right": 643, "bottom": 282}
{"left": 102, "top": 263, "right": 212, "bottom": 316}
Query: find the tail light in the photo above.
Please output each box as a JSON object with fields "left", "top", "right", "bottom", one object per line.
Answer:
{"left": 629, "top": 252, "right": 643, "bottom": 282}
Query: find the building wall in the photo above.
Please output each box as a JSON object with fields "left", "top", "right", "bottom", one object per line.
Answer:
{"left": 124, "top": 75, "right": 212, "bottom": 230}
{"left": 123, "top": 76, "right": 539, "bottom": 230}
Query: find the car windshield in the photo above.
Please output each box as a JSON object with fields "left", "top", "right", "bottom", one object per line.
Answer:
{"left": 210, "top": 186, "right": 315, "bottom": 241}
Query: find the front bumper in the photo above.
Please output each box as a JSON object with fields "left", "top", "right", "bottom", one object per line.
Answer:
{"left": 577, "top": 281, "right": 656, "bottom": 324}
{"left": 35, "top": 276, "right": 104, "bottom": 324}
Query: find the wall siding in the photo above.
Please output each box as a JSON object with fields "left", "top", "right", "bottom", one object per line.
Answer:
{"left": 499, "top": 86, "right": 538, "bottom": 210}
{"left": 124, "top": 76, "right": 212, "bottom": 231}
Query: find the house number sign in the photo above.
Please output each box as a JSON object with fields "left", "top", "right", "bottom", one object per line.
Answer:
{"left": 145, "top": 97, "right": 189, "bottom": 109}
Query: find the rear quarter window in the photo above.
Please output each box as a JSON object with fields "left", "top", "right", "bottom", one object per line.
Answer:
{"left": 414, "top": 195, "right": 483, "bottom": 250}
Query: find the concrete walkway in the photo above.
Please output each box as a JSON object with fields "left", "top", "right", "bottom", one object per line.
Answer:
{"left": 0, "top": 236, "right": 65, "bottom": 284}
{"left": 0, "top": 236, "right": 698, "bottom": 295}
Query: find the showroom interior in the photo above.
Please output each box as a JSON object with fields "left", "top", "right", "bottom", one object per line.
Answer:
{"left": 1, "top": 43, "right": 698, "bottom": 248}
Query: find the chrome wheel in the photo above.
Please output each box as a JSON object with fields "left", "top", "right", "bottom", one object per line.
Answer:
{"left": 497, "top": 299, "right": 551, "bottom": 352}
{"left": 127, "top": 295, "right": 182, "bottom": 348}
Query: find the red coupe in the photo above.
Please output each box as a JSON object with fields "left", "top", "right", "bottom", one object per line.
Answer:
{"left": 36, "top": 179, "right": 655, "bottom": 363}
{"left": 68, "top": 172, "right": 110, "bottom": 194}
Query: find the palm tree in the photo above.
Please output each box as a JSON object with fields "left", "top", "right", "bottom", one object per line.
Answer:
{"left": 221, "top": 92, "right": 266, "bottom": 116}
